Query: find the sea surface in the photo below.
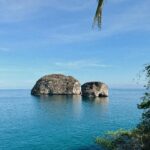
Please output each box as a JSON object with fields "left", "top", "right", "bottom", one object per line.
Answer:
{"left": 0, "top": 89, "right": 144, "bottom": 150}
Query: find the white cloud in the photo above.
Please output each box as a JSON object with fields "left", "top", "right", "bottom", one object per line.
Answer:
{"left": 47, "top": 0, "right": 150, "bottom": 44}
{"left": 0, "top": 0, "right": 93, "bottom": 22}
{"left": 54, "top": 60, "right": 112, "bottom": 69}
{"left": 0, "top": 48, "right": 10, "bottom": 52}
{"left": 0, "top": 0, "right": 40, "bottom": 22}
{"left": 0, "top": 0, "right": 149, "bottom": 45}
{"left": 52, "top": 0, "right": 94, "bottom": 11}
{"left": 109, "top": 0, "right": 128, "bottom": 3}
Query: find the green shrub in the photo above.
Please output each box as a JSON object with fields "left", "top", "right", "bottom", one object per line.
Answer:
{"left": 96, "top": 137, "right": 115, "bottom": 149}
{"left": 96, "top": 129, "right": 132, "bottom": 150}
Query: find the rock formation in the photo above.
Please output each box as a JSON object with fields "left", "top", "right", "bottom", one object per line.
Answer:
{"left": 31, "top": 74, "right": 81, "bottom": 96}
{"left": 81, "top": 82, "right": 108, "bottom": 97}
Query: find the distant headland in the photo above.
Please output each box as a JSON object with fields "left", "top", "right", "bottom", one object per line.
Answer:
{"left": 31, "top": 74, "right": 108, "bottom": 97}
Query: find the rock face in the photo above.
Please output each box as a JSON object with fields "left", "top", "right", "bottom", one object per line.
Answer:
{"left": 81, "top": 82, "right": 108, "bottom": 97}
{"left": 31, "top": 74, "right": 81, "bottom": 96}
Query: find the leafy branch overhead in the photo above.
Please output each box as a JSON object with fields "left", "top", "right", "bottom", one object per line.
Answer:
{"left": 94, "top": 0, "right": 104, "bottom": 28}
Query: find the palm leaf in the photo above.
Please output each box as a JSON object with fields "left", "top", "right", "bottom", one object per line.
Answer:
{"left": 94, "top": 0, "right": 104, "bottom": 28}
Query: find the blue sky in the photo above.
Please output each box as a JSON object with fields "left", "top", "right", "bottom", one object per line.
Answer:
{"left": 0, "top": 0, "right": 150, "bottom": 89}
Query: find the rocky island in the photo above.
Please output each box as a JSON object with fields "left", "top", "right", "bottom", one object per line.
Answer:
{"left": 31, "top": 74, "right": 108, "bottom": 97}
{"left": 81, "top": 82, "right": 108, "bottom": 97}
{"left": 31, "top": 74, "right": 81, "bottom": 96}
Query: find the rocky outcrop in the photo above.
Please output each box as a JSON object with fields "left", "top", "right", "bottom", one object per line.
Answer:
{"left": 31, "top": 74, "right": 81, "bottom": 96}
{"left": 81, "top": 82, "right": 108, "bottom": 97}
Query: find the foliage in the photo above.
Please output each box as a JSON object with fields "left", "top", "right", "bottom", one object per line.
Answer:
{"left": 96, "top": 64, "right": 150, "bottom": 150}
{"left": 94, "top": 0, "right": 104, "bottom": 28}
{"left": 96, "top": 129, "right": 132, "bottom": 150}
{"left": 96, "top": 129, "right": 140, "bottom": 150}
{"left": 106, "top": 129, "right": 131, "bottom": 136}
{"left": 136, "top": 64, "right": 150, "bottom": 149}
{"left": 96, "top": 137, "right": 115, "bottom": 150}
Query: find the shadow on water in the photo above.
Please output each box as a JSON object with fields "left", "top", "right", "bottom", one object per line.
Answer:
{"left": 32, "top": 94, "right": 109, "bottom": 105}
{"left": 31, "top": 95, "right": 109, "bottom": 116}
{"left": 82, "top": 96, "right": 109, "bottom": 104}
{"left": 31, "top": 94, "right": 109, "bottom": 121}
{"left": 32, "top": 94, "right": 81, "bottom": 101}
{"left": 31, "top": 95, "right": 109, "bottom": 129}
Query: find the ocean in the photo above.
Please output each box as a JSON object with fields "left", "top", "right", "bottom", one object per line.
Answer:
{"left": 0, "top": 89, "right": 143, "bottom": 150}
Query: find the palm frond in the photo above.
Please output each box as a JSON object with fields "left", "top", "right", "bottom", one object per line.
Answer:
{"left": 94, "top": 0, "right": 104, "bottom": 29}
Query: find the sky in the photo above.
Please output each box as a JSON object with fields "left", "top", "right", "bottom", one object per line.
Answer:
{"left": 0, "top": 0, "right": 150, "bottom": 89}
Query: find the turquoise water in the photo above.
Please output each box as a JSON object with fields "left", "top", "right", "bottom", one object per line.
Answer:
{"left": 0, "top": 89, "right": 143, "bottom": 150}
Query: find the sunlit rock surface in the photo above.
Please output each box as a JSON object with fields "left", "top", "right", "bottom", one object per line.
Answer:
{"left": 31, "top": 74, "right": 81, "bottom": 96}
{"left": 81, "top": 82, "right": 108, "bottom": 97}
